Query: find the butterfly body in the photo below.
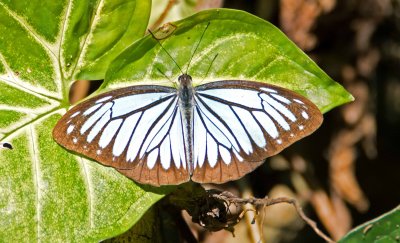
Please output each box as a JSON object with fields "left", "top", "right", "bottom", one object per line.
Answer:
{"left": 53, "top": 76, "right": 322, "bottom": 186}
{"left": 177, "top": 74, "right": 195, "bottom": 174}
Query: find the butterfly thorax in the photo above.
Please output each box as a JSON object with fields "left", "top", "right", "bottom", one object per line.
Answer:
{"left": 178, "top": 74, "right": 194, "bottom": 103}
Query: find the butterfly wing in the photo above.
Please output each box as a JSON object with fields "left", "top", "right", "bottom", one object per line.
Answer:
{"left": 53, "top": 86, "right": 190, "bottom": 186}
{"left": 191, "top": 80, "right": 323, "bottom": 184}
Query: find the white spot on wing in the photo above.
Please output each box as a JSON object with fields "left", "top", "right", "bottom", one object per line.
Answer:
{"left": 96, "top": 96, "right": 112, "bottom": 103}
{"left": 73, "top": 138, "right": 78, "bottom": 144}
{"left": 67, "top": 125, "right": 74, "bottom": 134}
{"left": 299, "top": 125, "right": 304, "bottom": 130}
{"left": 277, "top": 139, "right": 282, "bottom": 144}
{"left": 301, "top": 111, "right": 309, "bottom": 119}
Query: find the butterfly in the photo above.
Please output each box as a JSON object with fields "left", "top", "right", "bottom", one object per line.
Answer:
{"left": 53, "top": 24, "right": 323, "bottom": 186}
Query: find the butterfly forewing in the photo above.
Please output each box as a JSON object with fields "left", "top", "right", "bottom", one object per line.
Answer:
{"left": 53, "top": 86, "right": 190, "bottom": 186}
{"left": 190, "top": 80, "right": 323, "bottom": 184}
{"left": 53, "top": 80, "right": 322, "bottom": 186}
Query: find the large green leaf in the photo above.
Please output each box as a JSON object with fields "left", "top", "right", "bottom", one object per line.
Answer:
{"left": 0, "top": 5, "right": 353, "bottom": 242}
{"left": 0, "top": 0, "right": 166, "bottom": 242}
{"left": 105, "top": 9, "right": 353, "bottom": 113}
{"left": 339, "top": 205, "right": 400, "bottom": 242}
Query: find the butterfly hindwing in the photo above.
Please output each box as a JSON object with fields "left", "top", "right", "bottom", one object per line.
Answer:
{"left": 53, "top": 86, "right": 190, "bottom": 186}
{"left": 190, "top": 80, "right": 323, "bottom": 184}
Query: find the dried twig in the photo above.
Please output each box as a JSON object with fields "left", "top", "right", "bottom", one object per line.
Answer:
{"left": 213, "top": 191, "right": 336, "bottom": 243}
{"left": 241, "top": 188, "right": 264, "bottom": 243}
{"left": 169, "top": 184, "right": 335, "bottom": 242}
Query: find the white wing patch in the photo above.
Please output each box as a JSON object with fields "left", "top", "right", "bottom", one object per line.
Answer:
{"left": 113, "top": 113, "right": 141, "bottom": 156}
{"left": 233, "top": 107, "right": 266, "bottom": 147}
{"left": 253, "top": 111, "right": 278, "bottom": 138}
{"left": 59, "top": 81, "right": 318, "bottom": 183}
{"left": 81, "top": 102, "right": 113, "bottom": 134}
{"left": 66, "top": 91, "right": 187, "bottom": 171}
{"left": 83, "top": 103, "right": 101, "bottom": 116}
{"left": 193, "top": 110, "right": 207, "bottom": 168}
{"left": 193, "top": 84, "right": 314, "bottom": 168}
{"left": 197, "top": 89, "right": 262, "bottom": 109}
{"left": 99, "top": 119, "right": 123, "bottom": 148}
{"left": 111, "top": 93, "right": 170, "bottom": 117}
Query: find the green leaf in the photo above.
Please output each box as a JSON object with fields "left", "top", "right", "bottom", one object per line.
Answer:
{"left": 1, "top": 5, "right": 354, "bottom": 242}
{"left": 0, "top": 0, "right": 167, "bottom": 242}
{"left": 106, "top": 8, "right": 353, "bottom": 113}
{"left": 339, "top": 205, "right": 400, "bottom": 243}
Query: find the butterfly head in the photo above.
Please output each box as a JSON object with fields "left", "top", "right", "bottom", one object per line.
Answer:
{"left": 178, "top": 74, "right": 193, "bottom": 87}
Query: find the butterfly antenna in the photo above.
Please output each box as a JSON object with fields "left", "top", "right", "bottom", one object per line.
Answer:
{"left": 156, "top": 67, "right": 172, "bottom": 81}
{"left": 185, "top": 22, "right": 211, "bottom": 74}
{"left": 148, "top": 29, "right": 184, "bottom": 75}
{"left": 156, "top": 67, "right": 178, "bottom": 87}
{"left": 199, "top": 53, "right": 219, "bottom": 84}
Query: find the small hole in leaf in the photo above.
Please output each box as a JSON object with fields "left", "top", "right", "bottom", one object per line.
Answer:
{"left": 1, "top": 142, "right": 13, "bottom": 150}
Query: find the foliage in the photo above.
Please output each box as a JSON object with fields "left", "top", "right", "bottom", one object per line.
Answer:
{"left": 339, "top": 205, "right": 400, "bottom": 242}
{"left": 0, "top": 0, "right": 352, "bottom": 241}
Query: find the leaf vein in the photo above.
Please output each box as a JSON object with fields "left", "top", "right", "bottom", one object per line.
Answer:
{"left": 80, "top": 157, "right": 94, "bottom": 228}
{"left": 29, "top": 125, "right": 41, "bottom": 241}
